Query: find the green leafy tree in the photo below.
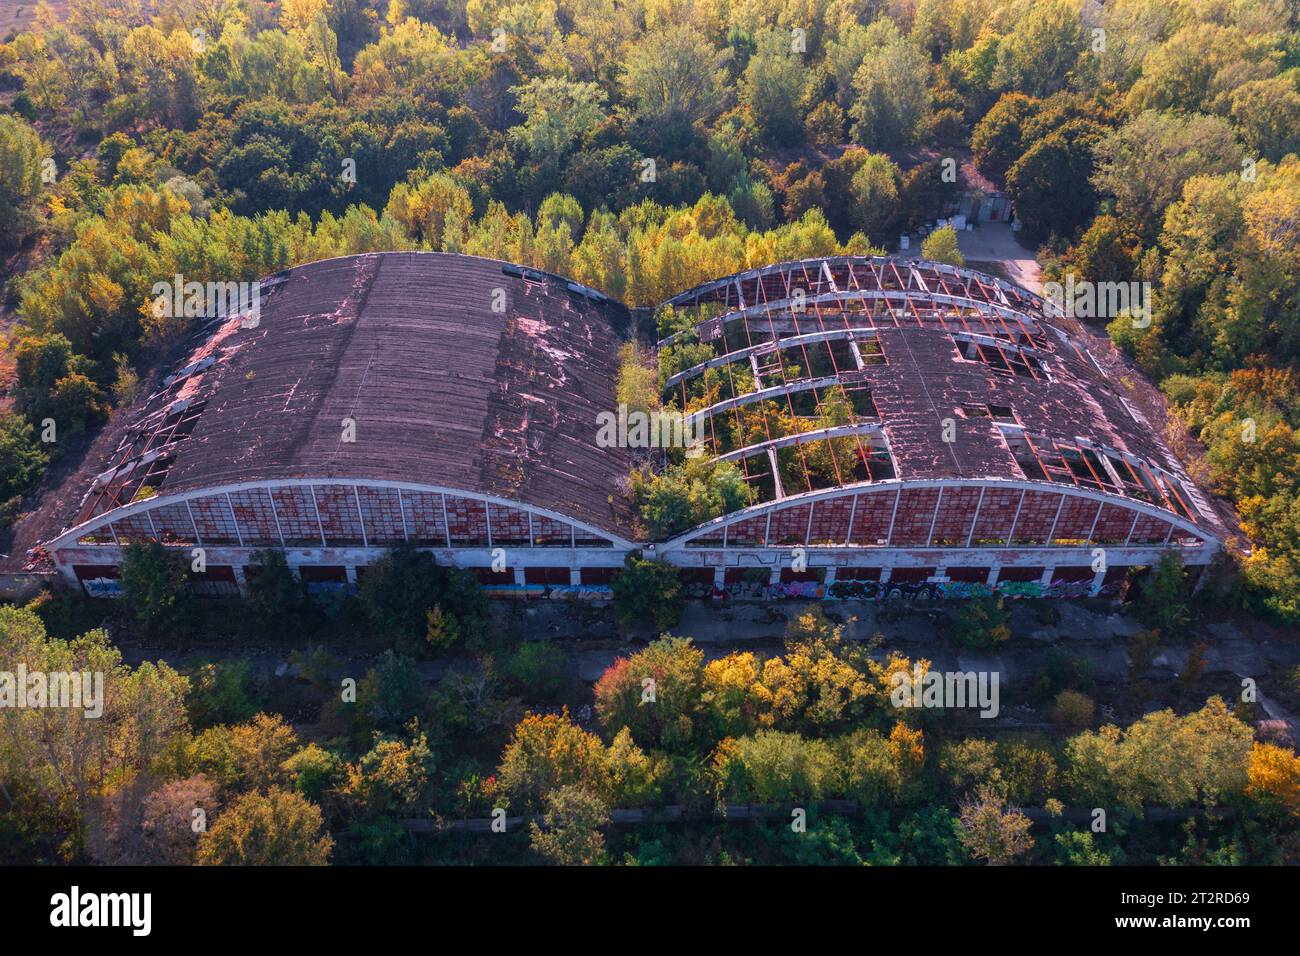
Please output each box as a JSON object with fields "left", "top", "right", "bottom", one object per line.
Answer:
{"left": 1134, "top": 551, "right": 1190, "bottom": 635}
{"left": 630, "top": 457, "right": 750, "bottom": 539}
{"left": 1065, "top": 697, "right": 1253, "bottom": 809}
{"left": 1229, "top": 76, "right": 1300, "bottom": 162}
{"left": 593, "top": 636, "right": 704, "bottom": 751}
{"left": 616, "top": 341, "right": 660, "bottom": 416}
{"left": 120, "top": 541, "right": 193, "bottom": 639}
{"left": 1053, "top": 829, "right": 1112, "bottom": 866}
{"left": 1062, "top": 214, "right": 1140, "bottom": 285}
{"left": 0, "top": 113, "right": 49, "bottom": 243}
{"left": 921, "top": 225, "right": 964, "bottom": 266}
{"left": 340, "top": 730, "right": 434, "bottom": 821}
{"left": 283, "top": 744, "right": 343, "bottom": 804}
{"left": 186, "top": 713, "right": 301, "bottom": 795}
{"left": 712, "top": 730, "right": 839, "bottom": 805}
{"left": 848, "top": 23, "right": 929, "bottom": 150}
{"left": 847, "top": 152, "right": 903, "bottom": 242}
{"left": 609, "top": 556, "right": 685, "bottom": 633}
{"left": 502, "top": 641, "right": 569, "bottom": 702}
{"left": 353, "top": 651, "right": 426, "bottom": 739}
{"left": 971, "top": 92, "right": 1038, "bottom": 184}
{"left": 529, "top": 785, "right": 610, "bottom": 865}
{"left": 0, "top": 607, "right": 190, "bottom": 858}
{"left": 953, "top": 595, "right": 1011, "bottom": 649}
{"left": 742, "top": 29, "right": 807, "bottom": 146}
{"left": 1007, "top": 121, "right": 1103, "bottom": 240}
{"left": 358, "top": 543, "right": 485, "bottom": 655}
{"left": 185, "top": 658, "right": 263, "bottom": 729}
{"left": 246, "top": 549, "right": 319, "bottom": 638}
{"left": 1092, "top": 111, "right": 1242, "bottom": 239}
{"left": 509, "top": 77, "right": 608, "bottom": 164}
{"left": 497, "top": 710, "right": 611, "bottom": 810}
{"left": 990, "top": 0, "right": 1086, "bottom": 98}
{"left": 0, "top": 414, "right": 49, "bottom": 528}
{"left": 619, "top": 24, "right": 730, "bottom": 149}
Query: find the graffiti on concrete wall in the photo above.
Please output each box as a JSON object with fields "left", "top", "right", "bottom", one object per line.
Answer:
{"left": 82, "top": 577, "right": 124, "bottom": 598}
{"left": 482, "top": 584, "right": 615, "bottom": 600}
{"left": 679, "top": 576, "right": 1121, "bottom": 602}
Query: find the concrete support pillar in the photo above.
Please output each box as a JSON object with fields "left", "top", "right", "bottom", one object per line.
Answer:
{"left": 1190, "top": 562, "right": 1210, "bottom": 596}
{"left": 712, "top": 566, "right": 726, "bottom": 595}
{"left": 232, "top": 564, "right": 248, "bottom": 597}
{"left": 512, "top": 567, "right": 526, "bottom": 587}
{"left": 879, "top": 567, "right": 892, "bottom": 584}
{"left": 569, "top": 568, "right": 581, "bottom": 587}
{"left": 1039, "top": 567, "right": 1055, "bottom": 587}
{"left": 986, "top": 566, "right": 1000, "bottom": 587}
{"left": 1090, "top": 567, "right": 1106, "bottom": 596}
{"left": 768, "top": 566, "right": 782, "bottom": 587}
{"left": 823, "top": 567, "right": 837, "bottom": 586}
{"left": 345, "top": 566, "right": 358, "bottom": 587}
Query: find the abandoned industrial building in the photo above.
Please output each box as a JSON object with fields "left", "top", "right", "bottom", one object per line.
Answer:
{"left": 33, "top": 251, "right": 1228, "bottom": 601}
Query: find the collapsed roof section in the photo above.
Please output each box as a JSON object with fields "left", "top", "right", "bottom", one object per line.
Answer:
{"left": 659, "top": 256, "right": 1223, "bottom": 540}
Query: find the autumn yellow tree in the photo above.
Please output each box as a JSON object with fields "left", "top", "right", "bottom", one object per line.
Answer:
{"left": 1246, "top": 742, "right": 1300, "bottom": 814}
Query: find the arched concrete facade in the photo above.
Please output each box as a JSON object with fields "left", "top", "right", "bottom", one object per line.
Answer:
{"left": 48, "top": 478, "right": 635, "bottom": 597}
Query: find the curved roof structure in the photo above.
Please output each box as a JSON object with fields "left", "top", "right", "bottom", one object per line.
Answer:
{"left": 58, "top": 253, "right": 639, "bottom": 545}
{"left": 657, "top": 256, "right": 1225, "bottom": 551}
{"left": 35, "top": 252, "right": 1224, "bottom": 570}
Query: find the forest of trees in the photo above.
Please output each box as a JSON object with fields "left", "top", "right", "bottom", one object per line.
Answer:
{"left": 3, "top": 597, "right": 1296, "bottom": 865}
{"left": 0, "top": 0, "right": 1299, "bottom": 865}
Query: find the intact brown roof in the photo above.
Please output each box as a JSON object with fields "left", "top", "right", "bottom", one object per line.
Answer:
{"left": 61, "top": 253, "right": 639, "bottom": 541}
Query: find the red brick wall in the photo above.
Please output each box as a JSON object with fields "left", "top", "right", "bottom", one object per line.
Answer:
{"left": 930, "top": 486, "right": 981, "bottom": 546}
{"left": 809, "top": 496, "right": 854, "bottom": 545}
{"left": 890, "top": 487, "right": 940, "bottom": 545}
{"left": 445, "top": 496, "right": 489, "bottom": 546}
{"left": 728, "top": 514, "right": 769, "bottom": 546}
{"left": 401, "top": 490, "right": 447, "bottom": 546}
{"left": 531, "top": 514, "right": 572, "bottom": 547}
{"left": 357, "top": 486, "right": 406, "bottom": 544}
{"left": 1051, "top": 496, "right": 1101, "bottom": 546}
{"left": 1009, "top": 490, "right": 1059, "bottom": 545}
{"left": 316, "top": 484, "right": 365, "bottom": 546}
{"left": 970, "top": 488, "right": 1020, "bottom": 545}
{"left": 768, "top": 503, "right": 812, "bottom": 546}
{"left": 229, "top": 488, "right": 280, "bottom": 545}
{"left": 1129, "top": 512, "right": 1173, "bottom": 544}
{"left": 488, "top": 503, "right": 532, "bottom": 546}
{"left": 189, "top": 494, "right": 240, "bottom": 545}
{"left": 270, "top": 487, "right": 320, "bottom": 546}
{"left": 150, "top": 502, "right": 198, "bottom": 546}
{"left": 1091, "top": 502, "right": 1136, "bottom": 544}
{"left": 111, "top": 512, "right": 155, "bottom": 543}
{"left": 848, "top": 489, "right": 897, "bottom": 545}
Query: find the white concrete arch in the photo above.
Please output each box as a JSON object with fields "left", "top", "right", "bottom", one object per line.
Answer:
{"left": 48, "top": 476, "right": 638, "bottom": 553}
{"left": 657, "top": 477, "right": 1219, "bottom": 555}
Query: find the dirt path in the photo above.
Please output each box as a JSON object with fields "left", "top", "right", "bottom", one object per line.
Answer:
{"left": 957, "top": 223, "right": 1043, "bottom": 294}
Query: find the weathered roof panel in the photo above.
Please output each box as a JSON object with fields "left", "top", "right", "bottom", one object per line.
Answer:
{"left": 71, "top": 252, "right": 640, "bottom": 540}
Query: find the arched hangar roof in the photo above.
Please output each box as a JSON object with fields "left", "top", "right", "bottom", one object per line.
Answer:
{"left": 659, "top": 256, "right": 1227, "bottom": 545}
{"left": 67, "top": 253, "right": 639, "bottom": 541}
